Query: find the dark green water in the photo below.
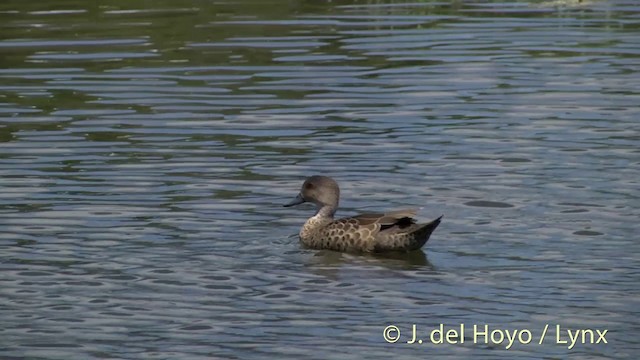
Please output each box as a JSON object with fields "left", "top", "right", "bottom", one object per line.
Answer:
{"left": 1, "top": 0, "right": 638, "bottom": 359}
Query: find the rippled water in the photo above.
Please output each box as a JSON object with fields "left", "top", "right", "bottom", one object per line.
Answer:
{"left": 1, "top": 0, "right": 639, "bottom": 359}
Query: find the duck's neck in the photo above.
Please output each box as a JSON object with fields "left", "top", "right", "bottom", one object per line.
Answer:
{"left": 315, "top": 204, "right": 336, "bottom": 219}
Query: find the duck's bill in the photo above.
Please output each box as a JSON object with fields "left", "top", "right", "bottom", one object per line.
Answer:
{"left": 283, "top": 193, "right": 305, "bottom": 207}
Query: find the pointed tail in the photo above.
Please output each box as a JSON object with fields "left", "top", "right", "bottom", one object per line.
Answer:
{"left": 411, "top": 215, "right": 443, "bottom": 250}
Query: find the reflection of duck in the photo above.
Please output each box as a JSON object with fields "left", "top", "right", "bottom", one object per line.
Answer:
{"left": 284, "top": 176, "right": 442, "bottom": 253}
{"left": 372, "top": 250, "right": 432, "bottom": 268}
{"left": 305, "top": 248, "right": 434, "bottom": 272}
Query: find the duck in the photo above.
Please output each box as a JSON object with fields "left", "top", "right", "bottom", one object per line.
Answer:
{"left": 283, "top": 175, "right": 442, "bottom": 253}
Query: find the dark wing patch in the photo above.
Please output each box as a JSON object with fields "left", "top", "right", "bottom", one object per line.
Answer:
{"left": 380, "top": 216, "right": 416, "bottom": 231}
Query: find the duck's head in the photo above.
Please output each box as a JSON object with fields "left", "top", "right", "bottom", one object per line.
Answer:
{"left": 283, "top": 175, "right": 340, "bottom": 209}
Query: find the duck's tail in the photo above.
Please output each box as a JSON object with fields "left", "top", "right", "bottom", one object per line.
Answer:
{"left": 410, "top": 215, "right": 443, "bottom": 250}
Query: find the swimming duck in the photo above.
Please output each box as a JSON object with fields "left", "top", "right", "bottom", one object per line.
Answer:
{"left": 284, "top": 175, "right": 442, "bottom": 253}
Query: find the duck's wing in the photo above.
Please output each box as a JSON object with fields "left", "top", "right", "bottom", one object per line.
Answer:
{"left": 373, "top": 215, "right": 443, "bottom": 252}
{"left": 349, "top": 208, "right": 418, "bottom": 230}
{"left": 324, "top": 209, "right": 433, "bottom": 252}
{"left": 320, "top": 209, "right": 417, "bottom": 252}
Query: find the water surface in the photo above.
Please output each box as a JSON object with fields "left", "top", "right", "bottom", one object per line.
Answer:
{"left": 0, "top": 0, "right": 639, "bottom": 359}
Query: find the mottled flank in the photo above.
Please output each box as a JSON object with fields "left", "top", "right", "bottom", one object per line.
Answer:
{"left": 284, "top": 175, "right": 442, "bottom": 253}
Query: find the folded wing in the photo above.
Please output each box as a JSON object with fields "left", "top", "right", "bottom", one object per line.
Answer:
{"left": 351, "top": 209, "right": 418, "bottom": 231}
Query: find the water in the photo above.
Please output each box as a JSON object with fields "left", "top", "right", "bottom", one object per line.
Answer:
{"left": 1, "top": 0, "right": 638, "bottom": 359}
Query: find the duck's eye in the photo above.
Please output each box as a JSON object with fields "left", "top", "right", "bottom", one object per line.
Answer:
{"left": 304, "top": 183, "right": 314, "bottom": 190}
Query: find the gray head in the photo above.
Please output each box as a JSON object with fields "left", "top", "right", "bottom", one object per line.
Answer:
{"left": 283, "top": 175, "right": 340, "bottom": 209}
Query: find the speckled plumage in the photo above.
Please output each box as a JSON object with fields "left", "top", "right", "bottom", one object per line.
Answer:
{"left": 284, "top": 176, "right": 442, "bottom": 253}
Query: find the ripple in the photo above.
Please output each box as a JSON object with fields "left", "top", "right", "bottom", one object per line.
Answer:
{"left": 464, "top": 200, "right": 515, "bottom": 208}
{"left": 25, "top": 343, "right": 83, "bottom": 348}
{"left": 180, "top": 325, "right": 213, "bottom": 331}
{"left": 574, "top": 230, "right": 604, "bottom": 236}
